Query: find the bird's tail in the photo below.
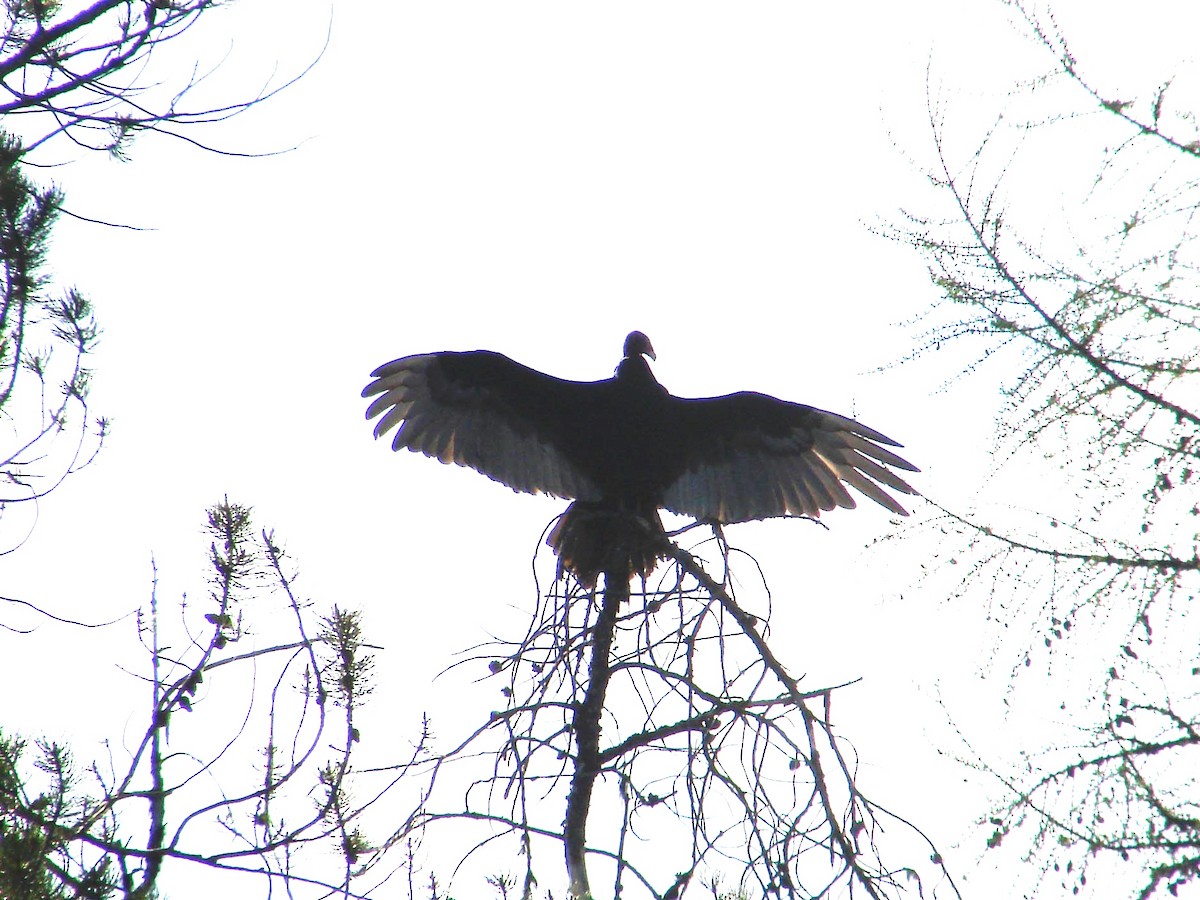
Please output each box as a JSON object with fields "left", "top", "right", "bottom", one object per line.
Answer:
{"left": 547, "top": 501, "right": 666, "bottom": 590}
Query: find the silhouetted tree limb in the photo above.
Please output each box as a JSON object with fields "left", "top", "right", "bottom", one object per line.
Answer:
{"left": 0, "top": 133, "right": 105, "bottom": 554}
{"left": 0, "top": 500, "right": 406, "bottom": 899}
{"left": 890, "top": 2, "right": 1200, "bottom": 896}
{"left": 377, "top": 526, "right": 957, "bottom": 899}
{"left": 0, "top": 1, "right": 320, "bottom": 558}
{"left": 1, "top": 0, "right": 322, "bottom": 160}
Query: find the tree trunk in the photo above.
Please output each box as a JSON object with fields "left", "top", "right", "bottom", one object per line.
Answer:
{"left": 563, "top": 568, "right": 627, "bottom": 899}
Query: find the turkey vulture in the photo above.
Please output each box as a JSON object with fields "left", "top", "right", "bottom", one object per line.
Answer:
{"left": 363, "top": 331, "right": 918, "bottom": 587}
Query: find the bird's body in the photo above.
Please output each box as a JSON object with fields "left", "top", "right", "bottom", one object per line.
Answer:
{"left": 364, "top": 332, "right": 918, "bottom": 586}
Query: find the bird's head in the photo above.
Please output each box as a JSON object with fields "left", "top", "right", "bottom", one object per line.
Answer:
{"left": 623, "top": 331, "right": 656, "bottom": 362}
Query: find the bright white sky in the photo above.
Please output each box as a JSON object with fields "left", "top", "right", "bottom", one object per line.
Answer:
{"left": 3, "top": 1, "right": 1196, "bottom": 897}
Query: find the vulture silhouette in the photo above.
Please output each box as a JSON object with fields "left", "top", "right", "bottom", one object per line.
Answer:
{"left": 363, "top": 331, "right": 919, "bottom": 587}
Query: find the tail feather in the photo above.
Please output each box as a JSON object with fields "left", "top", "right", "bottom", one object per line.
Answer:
{"left": 547, "top": 502, "right": 666, "bottom": 589}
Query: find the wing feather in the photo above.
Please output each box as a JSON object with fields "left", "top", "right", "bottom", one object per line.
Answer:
{"left": 836, "top": 430, "right": 919, "bottom": 473}
{"left": 840, "top": 449, "right": 918, "bottom": 495}
{"left": 660, "top": 392, "right": 919, "bottom": 522}
{"left": 779, "top": 464, "right": 819, "bottom": 519}
{"left": 363, "top": 351, "right": 601, "bottom": 501}
{"left": 800, "top": 453, "right": 858, "bottom": 510}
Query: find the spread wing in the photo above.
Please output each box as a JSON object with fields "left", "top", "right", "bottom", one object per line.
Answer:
{"left": 365, "top": 350, "right": 919, "bottom": 523}
{"left": 363, "top": 350, "right": 605, "bottom": 501}
{"left": 660, "top": 391, "right": 919, "bottom": 523}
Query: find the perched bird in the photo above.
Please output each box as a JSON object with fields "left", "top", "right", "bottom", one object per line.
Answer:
{"left": 363, "top": 331, "right": 918, "bottom": 587}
